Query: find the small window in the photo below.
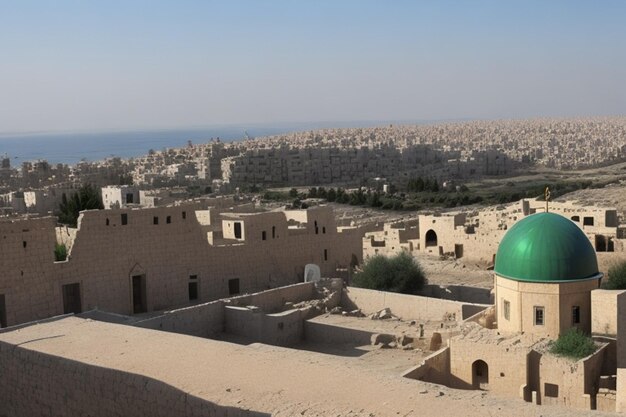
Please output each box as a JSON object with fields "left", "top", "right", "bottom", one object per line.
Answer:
{"left": 583, "top": 217, "right": 594, "bottom": 226}
{"left": 314, "top": 220, "right": 319, "bottom": 235}
{"left": 272, "top": 226, "right": 276, "bottom": 239}
{"left": 262, "top": 231, "right": 267, "bottom": 240}
{"left": 22, "top": 241, "right": 27, "bottom": 248}
{"left": 322, "top": 227, "right": 326, "bottom": 234}
{"left": 166, "top": 216, "right": 171, "bottom": 224}
{"left": 106, "top": 218, "right": 110, "bottom": 226}
{"left": 234, "top": 222, "right": 242, "bottom": 239}
{"left": 121, "top": 213, "right": 128, "bottom": 225}
{"left": 182, "top": 211, "right": 186, "bottom": 219}
{"left": 0, "top": 294, "right": 7, "bottom": 328}
{"left": 228, "top": 278, "right": 240, "bottom": 295}
{"left": 544, "top": 383, "right": 559, "bottom": 398}
{"left": 503, "top": 299, "right": 510, "bottom": 321}
{"left": 153, "top": 216, "right": 159, "bottom": 225}
{"left": 188, "top": 281, "right": 198, "bottom": 301}
{"left": 572, "top": 306, "right": 581, "bottom": 324}
{"left": 324, "top": 249, "right": 328, "bottom": 261}
{"left": 534, "top": 306, "right": 544, "bottom": 326}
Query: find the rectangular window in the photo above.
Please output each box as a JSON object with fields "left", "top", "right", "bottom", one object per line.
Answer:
{"left": 182, "top": 211, "right": 186, "bottom": 219}
{"left": 153, "top": 216, "right": 159, "bottom": 225}
{"left": 0, "top": 294, "right": 6, "bottom": 328}
{"left": 534, "top": 306, "right": 544, "bottom": 326}
{"left": 234, "top": 222, "right": 242, "bottom": 239}
{"left": 228, "top": 278, "right": 240, "bottom": 295}
{"left": 262, "top": 231, "right": 267, "bottom": 240}
{"left": 503, "top": 299, "right": 510, "bottom": 321}
{"left": 188, "top": 276, "right": 198, "bottom": 301}
{"left": 583, "top": 217, "right": 594, "bottom": 226}
{"left": 572, "top": 306, "right": 581, "bottom": 324}
{"left": 121, "top": 213, "right": 128, "bottom": 225}
{"left": 166, "top": 215, "right": 171, "bottom": 224}
{"left": 324, "top": 249, "right": 328, "bottom": 261}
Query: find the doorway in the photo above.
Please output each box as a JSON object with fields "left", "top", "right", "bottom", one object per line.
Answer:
{"left": 472, "top": 360, "right": 489, "bottom": 389}
{"left": 62, "top": 283, "right": 82, "bottom": 314}
{"left": 132, "top": 274, "right": 147, "bottom": 314}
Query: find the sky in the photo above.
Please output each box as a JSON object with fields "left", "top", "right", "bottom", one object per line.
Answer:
{"left": 1, "top": 0, "right": 625, "bottom": 134}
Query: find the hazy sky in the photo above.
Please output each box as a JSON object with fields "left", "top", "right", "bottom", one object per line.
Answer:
{"left": 1, "top": 0, "right": 625, "bottom": 133}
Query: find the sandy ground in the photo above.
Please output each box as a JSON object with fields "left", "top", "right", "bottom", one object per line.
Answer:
{"left": 1, "top": 317, "right": 618, "bottom": 417}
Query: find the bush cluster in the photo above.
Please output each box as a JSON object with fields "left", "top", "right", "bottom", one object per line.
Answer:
{"left": 549, "top": 328, "right": 597, "bottom": 359}
{"left": 352, "top": 252, "right": 427, "bottom": 295}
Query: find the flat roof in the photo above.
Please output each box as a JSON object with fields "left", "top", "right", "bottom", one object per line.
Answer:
{"left": 0, "top": 317, "right": 606, "bottom": 417}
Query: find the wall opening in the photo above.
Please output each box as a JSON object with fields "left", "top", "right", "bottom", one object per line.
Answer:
{"left": 608, "top": 238, "right": 615, "bottom": 252}
{"left": 472, "top": 360, "right": 489, "bottom": 389}
{"left": 322, "top": 226, "right": 326, "bottom": 234}
{"left": 125, "top": 193, "right": 134, "bottom": 204}
{"left": 262, "top": 231, "right": 267, "bottom": 240}
{"left": 62, "top": 283, "right": 82, "bottom": 314}
{"left": 188, "top": 275, "right": 198, "bottom": 301}
{"left": 272, "top": 226, "right": 276, "bottom": 239}
{"left": 583, "top": 216, "right": 594, "bottom": 226}
{"left": 324, "top": 249, "right": 328, "bottom": 261}
{"left": 121, "top": 213, "right": 128, "bottom": 225}
{"left": 132, "top": 274, "right": 147, "bottom": 314}
{"left": 182, "top": 211, "right": 187, "bottom": 219}
{"left": 314, "top": 220, "right": 319, "bottom": 234}
{"left": 234, "top": 222, "right": 242, "bottom": 239}
{"left": 454, "top": 243, "right": 463, "bottom": 258}
{"left": 571, "top": 215, "right": 580, "bottom": 222}
{"left": 153, "top": 216, "right": 159, "bottom": 225}
{"left": 534, "top": 306, "right": 544, "bottom": 326}
{"left": 106, "top": 218, "right": 110, "bottom": 226}
{"left": 0, "top": 294, "right": 6, "bottom": 327}
{"left": 425, "top": 229, "right": 438, "bottom": 247}
{"left": 228, "top": 278, "right": 240, "bottom": 295}
{"left": 572, "top": 306, "right": 580, "bottom": 324}
{"left": 544, "top": 383, "right": 559, "bottom": 398}
{"left": 595, "top": 235, "right": 606, "bottom": 251}
{"left": 166, "top": 216, "right": 171, "bottom": 224}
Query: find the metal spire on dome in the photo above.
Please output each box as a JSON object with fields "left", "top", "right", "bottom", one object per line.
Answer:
{"left": 545, "top": 186, "right": 551, "bottom": 213}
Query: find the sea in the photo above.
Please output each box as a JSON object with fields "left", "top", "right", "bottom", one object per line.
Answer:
{"left": 0, "top": 121, "right": 413, "bottom": 167}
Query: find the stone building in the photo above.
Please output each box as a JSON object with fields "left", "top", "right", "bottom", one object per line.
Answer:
{"left": 0, "top": 203, "right": 362, "bottom": 328}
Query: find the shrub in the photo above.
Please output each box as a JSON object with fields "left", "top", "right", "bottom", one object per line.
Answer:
{"left": 549, "top": 328, "right": 597, "bottom": 359}
{"left": 352, "top": 252, "right": 427, "bottom": 295}
{"left": 54, "top": 243, "right": 67, "bottom": 262}
{"left": 603, "top": 261, "right": 626, "bottom": 290}
{"left": 57, "top": 184, "right": 104, "bottom": 227}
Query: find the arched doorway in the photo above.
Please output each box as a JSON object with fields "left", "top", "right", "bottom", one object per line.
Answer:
{"left": 472, "top": 360, "right": 489, "bottom": 389}
{"left": 425, "top": 230, "right": 438, "bottom": 247}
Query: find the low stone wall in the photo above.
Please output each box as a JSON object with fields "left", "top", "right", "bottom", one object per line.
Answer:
{"left": 342, "top": 287, "right": 489, "bottom": 321}
{"left": 403, "top": 347, "right": 450, "bottom": 386}
{"left": 0, "top": 340, "right": 268, "bottom": 417}
{"left": 224, "top": 306, "right": 309, "bottom": 347}
{"left": 303, "top": 320, "right": 376, "bottom": 346}
{"left": 227, "top": 282, "right": 316, "bottom": 313}
{"left": 419, "top": 284, "right": 493, "bottom": 305}
{"left": 133, "top": 300, "right": 225, "bottom": 338}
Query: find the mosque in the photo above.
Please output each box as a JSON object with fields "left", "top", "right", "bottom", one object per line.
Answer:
{"left": 413, "top": 211, "right": 626, "bottom": 412}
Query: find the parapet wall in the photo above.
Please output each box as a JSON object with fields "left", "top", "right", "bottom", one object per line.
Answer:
{"left": 0, "top": 340, "right": 268, "bottom": 417}
{"left": 341, "top": 287, "right": 489, "bottom": 321}
{"left": 133, "top": 299, "right": 225, "bottom": 338}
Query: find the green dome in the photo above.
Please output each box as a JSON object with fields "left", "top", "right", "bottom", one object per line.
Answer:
{"left": 494, "top": 212, "right": 600, "bottom": 283}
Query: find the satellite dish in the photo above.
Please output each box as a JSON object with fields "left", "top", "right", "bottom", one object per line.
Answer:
{"left": 304, "top": 264, "right": 321, "bottom": 283}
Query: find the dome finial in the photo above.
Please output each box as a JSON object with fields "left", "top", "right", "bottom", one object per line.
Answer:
{"left": 545, "top": 187, "right": 551, "bottom": 213}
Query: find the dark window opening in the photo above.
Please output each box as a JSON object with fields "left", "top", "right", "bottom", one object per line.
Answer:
{"left": 121, "top": 213, "right": 128, "bottom": 225}
{"left": 503, "top": 299, "right": 510, "bottom": 320}
{"left": 125, "top": 193, "right": 134, "bottom": 204}
{"left": 106, "top": 218, "right": 110, "bottom": 226}
{"left": 324, "top": 249, "right": 328, "bottom": 261}
{"left": 544, "top": 383, "right": 559, "bottom": 398}
{"left": 472, "top": 360, "right": 489, "bottom": 388}
{"left": 277, "top": 322, "right": 284, "bottom": 330}
{"left": 62, "top": 283, "right": 82, "bottom": 314}
{"left": 228, "top": 278, "right": 240, "bottom": 295}
{"left": 166, "top": 216, "right": 171, "bottom": 224}
{"left": 534, "top": 306, "right": 544, "bottom": 326}
{"left": 22, "top": 241, "right": 26, "bottom": 248}
{"left": 571, "top": 216, "right": 580, "bottom": 222}
{"left": 234, "top": 222, "right": 242, "bottom": 239}
{"left": 0, "top": 294, "right": 7, "bottom": 327}
{"left": 188, "top": 281, "right": 198, "bottom": 301}
{"left": 262, "top": 231, "right": 267, "bottom": 240}
{"left": 182, "top": 211, "right": 186, "bottom": 219}
{"left": 322, "top": 226, "right": 326, "bottom": 234}
{"left": 572, "top": 306, "right": 580, "bottom": 324}
{"left": 272, "top": 226, "right": 276, "bottom": 239}
{"left": 583, "top": 217, "right": 594, "bottom": 226}
{"left": 314, "top": 220, "right": 319, "bottom": 234}
{"left": 153, "top": 216, "right": 159, "bottom": 225}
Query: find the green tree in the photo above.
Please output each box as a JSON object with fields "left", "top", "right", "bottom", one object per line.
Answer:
{"left": 289, "top": 188, "right": 298, "bottom": 198}
{"left": 603, "top": 261, "right": 626, "bottom": 289}
{"left": 58, "top": 184, "right": 104, "bottom": 227}
{"left": 352, "top": 252, "right": 427, "bottom": 294}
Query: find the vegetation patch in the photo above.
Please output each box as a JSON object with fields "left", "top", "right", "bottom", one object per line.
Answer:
{"left": 549, "top": 328, "right": 597, "bottom": 359}
{"left": 602, "top": 260, "right": 626, "bottom": 290}
{"left": 352, "top": 252, "right": 427, "bottom": 295}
